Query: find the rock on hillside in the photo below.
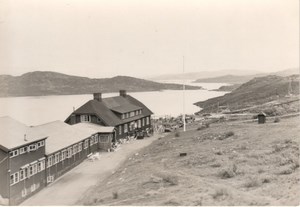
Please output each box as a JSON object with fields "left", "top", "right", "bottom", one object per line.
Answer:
{"left": 0, "top": 71, "right": 202, "bottom": 97}
{"left": 194, "top": 75, "right": 300, "bottom": 113}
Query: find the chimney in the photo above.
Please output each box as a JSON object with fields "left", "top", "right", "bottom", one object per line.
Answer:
{"left": 119, "top": 90, "right": 127, "bottom": 97}
{"left": 93, "top": 93, "right": 102, "bottom": 101}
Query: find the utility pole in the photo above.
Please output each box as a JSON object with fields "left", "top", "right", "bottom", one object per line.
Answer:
{"left": 183, "top": 56, "right": 186, "bottom": 132}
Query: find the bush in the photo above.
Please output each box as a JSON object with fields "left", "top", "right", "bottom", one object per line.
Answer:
{"left": 225, "top": 131, "right": 234, "bottom": 137}
{"left": 218, "top": 168, "right": 235, "bottom": 179}
{"left": 244, "top": 177, "right": 261, "bottom": 188}
{"left": 212, "top": 188, "right": 229, "bottom": 199}
{"left": 175, "top": 132, "right": 180, "bottom": 137}
{"left": 274, "top": 117, "right": 280, "bottom": 123}
{"left": 112, "top": 191, "right": 118, "bottom": 199}
{"left": 205, "top": 123, "right": 210, "bottom": 128}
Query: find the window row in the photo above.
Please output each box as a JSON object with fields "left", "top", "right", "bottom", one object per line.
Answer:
{"left": 121, "top": 110, "right": 142, "bottom": 119}
{"left": 46, "top": 135, "right": 99, "bottom": 168}
{"left": 119, "top": 117, "right": 150, "bottom": 134}
{"left": 9, "top": 140, "right": 45, "bottom": 158}
{"left": 10, "top": 159, "right": 45, "bottom": 186}
{"left": 80, "top": 115, "right": 91, "bottom": 122}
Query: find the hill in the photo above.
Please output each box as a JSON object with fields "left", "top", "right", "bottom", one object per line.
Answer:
{"left": 78, "top": 116, "right": 300, "bottom": 206}
{"left": 194, "top": 75, "right": 300, "bottom": 113}
{"left": 0, "top": 71, "right": 202, "bottom": 97}
{"left": 213, "top": 84, "right": 241, "bottom": 91}
{"left": 193, "top": 68, "right": 299, "bottom": 84}
{"left": 148, "top": 69, "right": 261, "bottom": 81}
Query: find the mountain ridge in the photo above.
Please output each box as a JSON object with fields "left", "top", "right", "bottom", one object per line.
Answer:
{"left": 0, "top": 71, "right": 202, "bottom": 97}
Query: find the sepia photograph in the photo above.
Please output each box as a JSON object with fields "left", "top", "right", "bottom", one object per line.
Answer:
{"left": 0, "top": 0, "right": 299, "bottom": 206}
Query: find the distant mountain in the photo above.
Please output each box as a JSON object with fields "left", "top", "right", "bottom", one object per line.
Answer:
{"left": 193, "top": 68, "right": 299, "bottom": 84}
{"left": 148, "top": 70, "right": 262, "bottom": 81}
{"left": 194, "top": 75, "right": 300, "bottom": 113}
{"left": 193, "top": 75, "right": 259, "bottom": 84}
{"left": 0, "top": 71, "right": 202, "bottom": 97}
{"left": 213, "top": 84, "right": 241, "bottom": 91}
{"left": 149, "top": 68, "right": 299, "bottom": 82}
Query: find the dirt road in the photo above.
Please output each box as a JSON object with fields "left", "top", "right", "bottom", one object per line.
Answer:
{"left": 20, "top": 134, "right": 161, "bottom": 206}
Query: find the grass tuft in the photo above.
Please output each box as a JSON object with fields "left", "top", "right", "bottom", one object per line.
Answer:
{"left": 212, "top": 188, "right": 229, "bottom": 199}
{"left": 112, "top": 191, "right": 118, "bottom": 199}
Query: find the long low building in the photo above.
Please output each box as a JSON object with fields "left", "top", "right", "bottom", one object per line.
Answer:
{"left": 0, "top": 116, "right": 114, "bottom": 205}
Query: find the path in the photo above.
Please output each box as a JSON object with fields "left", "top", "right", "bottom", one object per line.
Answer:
{"left": 20, "top": 134, "right": 161, "bottom": 206}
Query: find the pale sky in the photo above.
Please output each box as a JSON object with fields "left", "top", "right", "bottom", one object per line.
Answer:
{"left": 0, "top": 0, "right": 299, "bottom": 78}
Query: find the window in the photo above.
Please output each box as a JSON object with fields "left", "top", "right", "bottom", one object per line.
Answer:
{"left": 94, "top": 135, "right": 98, "bottom": 143}
{"left": 130, "top": 111, "right": 135, "bottom": 117}
{"left": 97, "top": 117, "right": 101, "bottom": 123}
{"left": 146, "top": 117, "right": 150, "bottom": 125}
{"left": 84, "top": 140, "right": 88, "bottom": 149}
{"left": 142, "top": 118, "right": 145, "bottom": 126}
{"left": 138, "top": 120, "right": 141, "bottom": 128}
{"left": 80, "top": 115, "right": 91, "bottom": 122}
{"left": 121, "top": 114, "right": 125, "bottom": 119}
{"left": 90, "top": 137, "right": 94, "bottom": 146}
{"left": 126, "top": 113, "right": 129, "bottom": 118}
{"left": 10, "top": 172, "right": 19, "bottom": 185}
{"left": 61, "top": 150, "right": 66, "bottom": 160}
{"left": 21, "top": 188, "right": 27, "bottom": 197}
{"left": 54, "top": 153, "right": 60, "bottom": 164}
{"left": 38, "top": 160, "right": 45, "bottom": 172}
{"left": 73, "top": 144, "right": 77, "bottom": 154}
{"left": 47, "top": 156, "right": 53, "bottom": 168}
{"left": 124, "top": 124, "right": 128, "bottom": 133}
{"left": 140, "top": 109, "right": 142, "bottom": 114}
{"left": 9, "top": 149, "right": 19, "bottom": 158}
{"left": 78, "top": 143, "right": 82, "bottom": 152}
{"left": 29, "top": 144, "right": 37, "bottom": 151}
{"left": 37, "top": 140, "right": 45, "bottom": 148}
{"left": 20, "top": 147, "right": 26, "bottom": 154}
{"left": 32, "top": 163, "right": 38, "bottom": 175}
{"left": 119, "top": 125, "right": 122, "bottom": 135}
{"left": 31, "top": 184, "right": 36, "bottom": 192}
{"left": 20, "top": 168, "right": 27, "bottom": 180}
{"left": 68, "top": 147, "right": 72, "bottom": 158}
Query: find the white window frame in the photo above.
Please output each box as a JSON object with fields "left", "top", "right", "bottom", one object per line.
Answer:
{"left": 130, "top": 111, "right": 135, "bottom": 117}
{"left": 99, "top": 135, "right": 109, "bottom": 143}
{"left": 73, "top": 144, "right": 78, "bottom": 154}
{"left": 20, "top": 168, "right": 26, "bottom": 181}
{"left": 10, "top": 172, "right": 20, "bottom": 185}
{"left": 146, "top": 117, "right": 150, "bottom": 125}
{"left": 78, "top": 143, "right": 82, "bottom": 152}
{"left": 94, "top": 135, "right": 98, "bottom": 143}
{"left": 31, "top": 184, "right": 36, "bottom": 192}
{"left": 68, "top": 147, "right": 72, "bottom": 158}
{"left": 84, "top": 140, "right": 88, "bottom": 149}
{"left": 90, "top": 137, "right": 94, "bottom": 146}
{"left": 9, "top": 149, "right": 19, "bottom": 158}
{"left": 138, "top": 119, "right": 141, "bottom": 128}
{"left": 124, "top": 124, "right": 128, "bottom": 133}
{"left": 119, "top": 125, "right": 122, "bottom": 135}
{"left": 38, "top": 159, "right": 45, "bottom": 172}
{"left": 29, "top": 144, "right": 37, "bottom": 151}
{"left": 47, "top": 156, "right": 53, "bottom": 168}
{"left": 54, "top": 153, "right": 60, "bottom": 164}
{"left": 61, "top": 150, "right": 66, "bottom": 160}
{"left": 21, "top": 188, "right": 27, "bottom": 197}
{"left": 80, "top": 115, "right": 91, "bottom": 122}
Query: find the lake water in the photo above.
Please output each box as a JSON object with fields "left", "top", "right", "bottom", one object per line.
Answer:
{"left": 0, "top": 81, "right": 228, "bottom": 126}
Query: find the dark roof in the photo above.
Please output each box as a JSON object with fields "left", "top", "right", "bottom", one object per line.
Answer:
{"left": 65, "top": 95, "right": 153, "bottom": 126}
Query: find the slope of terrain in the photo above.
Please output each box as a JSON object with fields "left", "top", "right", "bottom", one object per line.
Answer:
{"left": 194, "top": 75, "right": 300, "bottom": 113}
{"left": 213, "top": 84, "right": 241, "bottom": 91}
{"left": 0, "top": 71, "right": 202, "bottom": 97}
{"left": 77, "top": 116, "right": 300, "bottom": 206}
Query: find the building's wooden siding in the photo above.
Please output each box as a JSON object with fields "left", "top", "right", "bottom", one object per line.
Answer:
{"left": 0, "top": 149, "right": 9, "bottom": 201}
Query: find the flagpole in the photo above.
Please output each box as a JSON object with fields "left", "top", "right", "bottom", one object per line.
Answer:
{"left": 183, "top": 56, "right": 186, "bottom": 132}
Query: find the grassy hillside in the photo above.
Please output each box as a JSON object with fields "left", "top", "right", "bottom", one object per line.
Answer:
{"left": 194, "top": 75, "right": 300, "bottom": 113}
{"left": 0, "top": 71, "right": 202, "bottom": 97}
{"left": 78, "top": 117, "right": 300, "bottom": 206}
{"left": 193, "top": 75, "right": 259, "bottom": 84}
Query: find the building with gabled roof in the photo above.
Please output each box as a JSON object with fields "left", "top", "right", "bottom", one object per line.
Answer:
{"left": 0, "top": 117, "right": 114, "bottom": 205}
{"left": 65, "top": 90, "right": 153, "bottom": 140}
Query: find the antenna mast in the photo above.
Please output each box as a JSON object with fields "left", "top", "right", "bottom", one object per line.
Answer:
{"left": 183, "top": 56, "right": 186, "bottom": 132}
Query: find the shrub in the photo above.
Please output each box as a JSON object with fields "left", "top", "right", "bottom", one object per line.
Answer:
{"left": 205, "top": 123, "right": 210, "bottom": 128}
{"left": 218, "top": 168, "right": 235, "bottom": 179}
{"left": 211, "top": 162, "right": 221, "bottom": 168}
{"left": 274, "top": 117, "right": 280, "bottom": 123}
{"left": 225, "top": 131, "right": 234, "bottom": 137}
{"left": 244, "top": 177, "right": 260, "bottom": 188}
{"left": 162, "top": 174, "right": 179, "bottom": 186}
{"left": 175, "top": 132, "right": 180, "bottom": 137}
{"left": 261, "top": 177, "right": 271, "bottom": 183}
{"left": 112, "top": 191, "right": 118, "bottom": 199}
{"left": 212, "top": 188, "right": 229, "bottom": 199}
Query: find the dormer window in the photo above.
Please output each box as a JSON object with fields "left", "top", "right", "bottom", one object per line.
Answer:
{"left": 130, "top": 111, "right": 135, "bottom": 117}
{"left": 121, "top": 114, "right": 125, "bottom": 119}
{"left": 80, "top": 115, "right": 91, "bottom": 122}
